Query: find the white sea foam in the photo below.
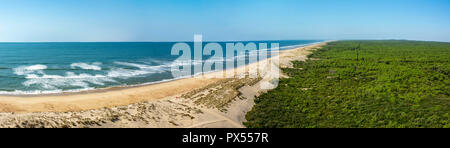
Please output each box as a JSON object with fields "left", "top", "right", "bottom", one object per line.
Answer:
{"left": 22, "top": 72, "right": 116, "bottom": 90}
{"left": 0, "top": 90, "right": 64, "bottom": 95}
{"left": 71, "top": 62, "right": 102, "bottom": 70}
{"left": 11, "top": 61, "right": 171, "bottom": 93}
{"left": 114, "top": 62, "right": 166, "bottom": 71}
{"left": 25, "top": 64, "right": 47, "bottom": 70}
{"left": 0, "top": 87, "right": 96, "bottom": 95}
{"left": 14, "top": 64, "right": 116, "bottom": 90}
{"left": 108, "top": 61, "right": 169, "bottom": 78}
{"left": 13, "top": 64, "right": 47, "bottom": 75}
{"left": 107, "top": 68, "right": 150, "bottom": 78}
{"left": 4, "top": 42, "right": 322, "bottom": 95}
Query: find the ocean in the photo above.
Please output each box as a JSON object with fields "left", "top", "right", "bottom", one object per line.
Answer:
{"left": 0, "top": 40, "right": 322, "bottom": 95}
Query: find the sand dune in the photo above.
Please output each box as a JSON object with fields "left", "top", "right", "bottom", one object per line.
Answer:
{"left": 0, "top": 42, "right": 328, "bottom": 128}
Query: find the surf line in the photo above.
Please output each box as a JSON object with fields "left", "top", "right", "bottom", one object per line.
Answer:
{"left": 170, "top": 34, "right": 280, "bottom": 79}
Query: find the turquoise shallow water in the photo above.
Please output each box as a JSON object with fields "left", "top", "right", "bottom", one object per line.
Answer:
{"left": 0, "top": 40, "right": 321, "bottom": 95}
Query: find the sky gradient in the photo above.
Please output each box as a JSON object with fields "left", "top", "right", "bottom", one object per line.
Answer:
{"left": 0, "top": 0, "right": 449, "bottom": 42}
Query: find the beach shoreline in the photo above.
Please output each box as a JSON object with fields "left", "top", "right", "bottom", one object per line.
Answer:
{"left": 0, "top": 41, "right": 329, "bottom": 114}
{"left": 0, "top": 41, "right": 324, "bottom": 97}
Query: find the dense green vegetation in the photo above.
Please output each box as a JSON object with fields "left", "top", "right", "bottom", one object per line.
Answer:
{"left": 245, "top": 40, "right": 449, "bottom": 128}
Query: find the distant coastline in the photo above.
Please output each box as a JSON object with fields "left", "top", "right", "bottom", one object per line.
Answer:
{"left": 0, "top": 40, "right": 322, "bottom": 96}
{"left": 0, "top": 41, "right": 328, "bottom": 113}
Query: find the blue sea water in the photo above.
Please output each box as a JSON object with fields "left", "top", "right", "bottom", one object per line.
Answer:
{"left": 0, "top": 40, "right": 321, "bottom": 95}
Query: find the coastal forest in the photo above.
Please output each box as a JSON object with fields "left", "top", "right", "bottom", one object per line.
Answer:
{"left": 245, "top": 40, "right": 449, "bottom": 128}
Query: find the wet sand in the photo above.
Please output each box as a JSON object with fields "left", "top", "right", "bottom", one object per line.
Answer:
{"left": 0, "top": 42, "right": 329, "bottom": 128}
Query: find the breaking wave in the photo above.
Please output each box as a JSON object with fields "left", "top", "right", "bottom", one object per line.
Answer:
{"left": 70, "top": 62, "right": 102, "bottom": 70}
{"left": 2, "top": 42, "right": 319, "bottom": 95}
{"left": 8, "top": 61, "right": 173, "bottom": 94}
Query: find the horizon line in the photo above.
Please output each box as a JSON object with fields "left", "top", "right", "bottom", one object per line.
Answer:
{"left": 0, "top": 39, "right": 325, "bottom": 43}
{"left": 0, "top": 39, "right": 448, "bottom": 43}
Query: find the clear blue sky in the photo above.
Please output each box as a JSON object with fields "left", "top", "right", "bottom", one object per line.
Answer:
{"left": 0, "top": 0, "right": 449, "bottom": 42}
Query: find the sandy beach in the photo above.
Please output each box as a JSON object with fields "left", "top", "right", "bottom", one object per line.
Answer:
{"left": 0, "top": 42, "right": 328, "bottom": 128}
